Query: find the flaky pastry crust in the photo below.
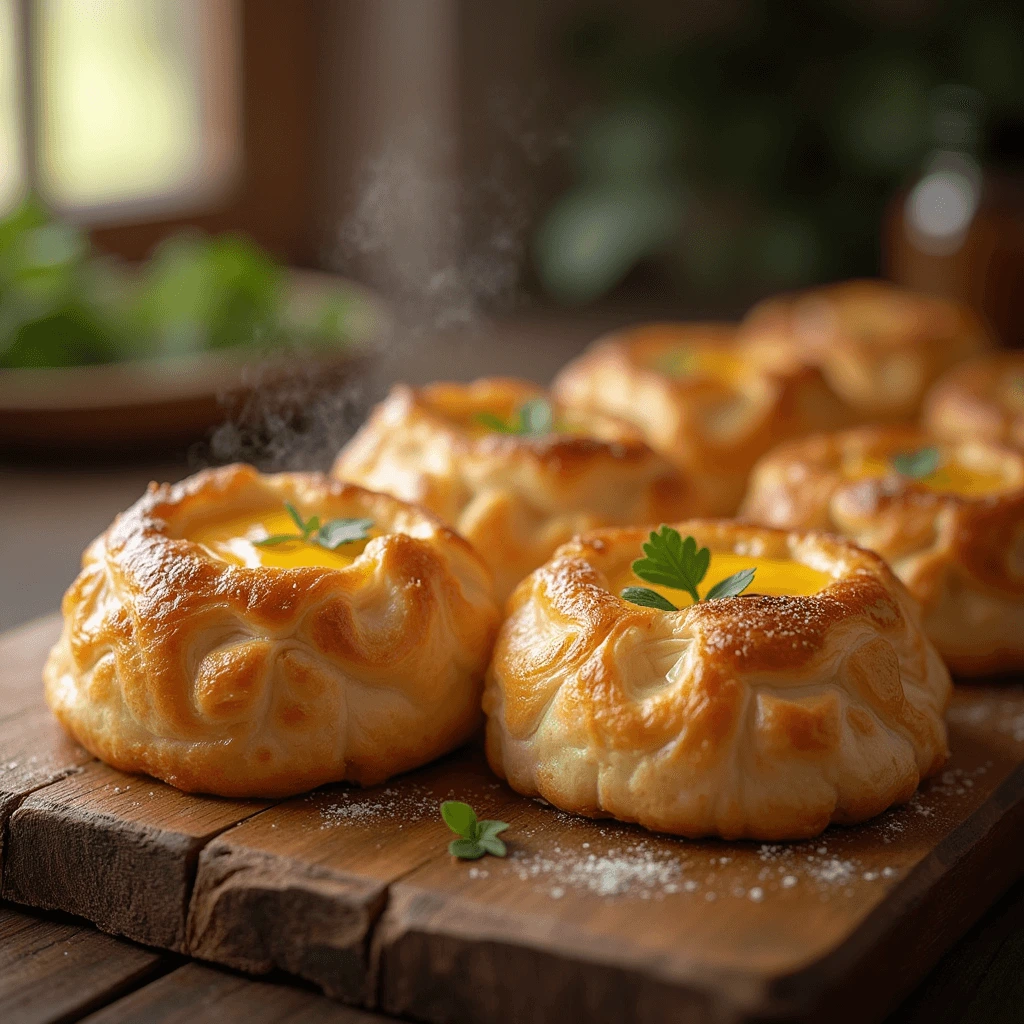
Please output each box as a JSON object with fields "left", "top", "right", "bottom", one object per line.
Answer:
{"left": 484, "top": 522, "right": 950, "bottom": 840}
{"left": 741, "top": 426, "right": 1024, "bottom": 675}
{"left": 332, "top": 377, "right": 698, "bottom": 600}
{"left": 738, "top": 279, "right": 993, "bottom": 421}
{"left": 44, "top": 464, "right": 500, "bottom": 797}
{"left": 551, "top": 323, "right": 853, "bottom": 515}
{"left": 924, "top": 352, "right": 1024, "bottom": 449}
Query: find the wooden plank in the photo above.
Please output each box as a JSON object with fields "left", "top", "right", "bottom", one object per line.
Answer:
{"left": 186, "top": 747, "right": 505, "bottom": 1003}
{"left": 0, "top": 615, "right": 93, "bottom": 875}
{"left": 372, "top": 687, "right": 1024, "bottom": 1024}
{"left": 0, "top": 614, "right": 63, "bottom": 720}
{"left": 886, "top": 877, "right": 1024, "bottom": 1023}
{"left": 2, "top": 762, "right": 273, "bottom": 952}
{"left": 0, "top": 901, "right": 168, "bottom": 1024}
{"left": 79, "top": 962, "right": 392, "bottom": 1024}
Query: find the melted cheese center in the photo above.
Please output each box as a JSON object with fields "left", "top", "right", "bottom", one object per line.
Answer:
{"left": 190, "top": 511, "right": 370, "bottom": 570}
{"left": 849, "top": 455, "right": 1011, "bottom": 497}
{"left": 654, "top": 346, "right": 745, "bottom": 385}
{"left": 615, "top": 552, "right": 830, "bottom": 608}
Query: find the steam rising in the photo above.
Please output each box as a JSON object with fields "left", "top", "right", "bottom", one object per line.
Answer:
{"left": 200, "top": 102, "right": 566, "bottom": 474}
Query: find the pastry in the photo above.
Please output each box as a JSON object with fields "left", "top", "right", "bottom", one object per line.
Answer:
{"left": 44, "top": 463, "right": 500, "bottom": 797}
{"left": 924, "top": 351, "right": 1024, "bottom": 449}
{"left": 741, "top": 425, "right": 1024, "bottom": 675}
{"left": 484, "top": 521, "right": 950, "bottom": 840}
{"left": 332, "top": 377, "right": 698, "bottom": 600}
{"left": 551, "top": 323, "right": 853, "bottom": 515}
{"left": 738, "top": 279, "right": 992, "bottom": 422}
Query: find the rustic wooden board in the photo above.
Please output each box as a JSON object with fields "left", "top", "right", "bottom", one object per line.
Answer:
{"left": 0, "top": 902, "right": 170, "bottom": 1024}
{"left": 79, "top": 962, "right": 392, "bottom": 1024}
{"left": 3, "top": 761, "right": 273, "bottom": 953}
{"left": 186, "top": 746, "right": 511, "bottom": 1002}
{"left": 0, "top": 615, "right": 93, "bottom": 873}
{"left": 2, "top": 615, "right": 1024, "bottom": 1024}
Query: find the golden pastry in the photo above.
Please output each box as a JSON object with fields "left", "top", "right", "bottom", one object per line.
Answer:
{"left": 924, "top": 351, "right": 1024, "bottom": 449}
{"left": 551, "top": 323, "right": 852, "bottom": 515}
{"left": 332, "top": 377, "right": 698, "bottom": 600}
{"left": 741, "top": 425, "right": 1024, "bottom": 675}
{"left": 44, "top": 463, "right": 500, "bottom": 797}
{"left": 738, "top": 279, "right": 992, "bottom": 422}
{"left": 485, "top": 522, "right": 950, "bottom": 840}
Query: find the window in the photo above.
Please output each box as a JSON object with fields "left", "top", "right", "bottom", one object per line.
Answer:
{"left": 2, "top": 0, "right": 240, "bottom": 221}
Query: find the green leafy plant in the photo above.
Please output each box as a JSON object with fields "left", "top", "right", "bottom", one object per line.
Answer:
{"left": 474, "top": 397, "right": 554, "bottom": 436}
{"left": 891, "top": 446, "right": 940, "bottom": 479}
{"left": 621, "top": 525, "right": 755, "bottom": 610}
{"left": 254, "top": 502, "right": 373, "bottom": 551}
{"left": 441, "top": 800, "right": 510, "bottom": 860}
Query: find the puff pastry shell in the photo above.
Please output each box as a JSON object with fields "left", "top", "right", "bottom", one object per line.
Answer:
{"left": 739, "top": 279, "right": 992, "bottom": 421}
{"left": 551, "top": 323, "right": 853, "bottom": 515}
{"left": 484, "top": 522, "right": 950, "bottom": 840}
{"left": 741, "top": 426, "right": 1024, "bottom": 675}
{"left": 44, "top": 463, "right": 500, "bottom": 797}
{"left": 924, "top": 352, "right": 1024, "bottom": 449}
{"left": 332, "top": 377, "right": 698, "bottom": 600}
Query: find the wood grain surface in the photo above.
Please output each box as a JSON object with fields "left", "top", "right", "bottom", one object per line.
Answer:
{"left": 79, "top": 962, "right": 391, "bottom": 1024}
{"left": 3, "top": 762, "right": 273, "bottom": 952}
{"left": 2, "top": 615, "right": 1023, "bottom": 1024}
{"left": 0, "top": 616, "right": 92, "bottom": 872}
{"left": 0, "top": 903, "right": 169, "bottom": 1024}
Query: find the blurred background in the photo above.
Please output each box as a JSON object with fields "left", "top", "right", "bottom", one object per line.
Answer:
{"left": 3, "top": 0, "right": 1024, "bottom": 628}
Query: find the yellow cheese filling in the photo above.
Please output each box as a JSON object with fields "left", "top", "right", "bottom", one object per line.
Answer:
{"left": 614, "top": 552, "right": 831, "bottom": 607}
{"left": 849, "top": 455, "right": 1012, "bottom": 497}
{"left": 190, "top": 510, "right": 371, "bottom": 570}
{"left": 654, "top": 346, "right": 745, "bottom": 385}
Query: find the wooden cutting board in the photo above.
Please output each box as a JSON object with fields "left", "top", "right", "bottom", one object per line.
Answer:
{"left": 2, "top": 615, "right": 1023, "bottom": 1024}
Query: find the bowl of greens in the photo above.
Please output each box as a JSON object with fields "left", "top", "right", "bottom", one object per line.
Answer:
{"left": 0, "top": 200, "right": 381, "bottom": 452}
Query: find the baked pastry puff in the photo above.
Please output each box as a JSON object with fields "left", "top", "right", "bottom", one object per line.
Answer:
{"left": 551, "top": 323, "right": 853, "bottom": 515}
{"left": 738, "top": 279, "right": 992, "bottom": 422}
{"left": 44, "top": 463, "right": 500, "bottom": 797}
{"left": 741, "top": 426, "right": 1024, "bottom": 676}
{"left": 924, "top": 351, "right": 1024, "bottom": 449}
{"left": 332, "top": 377, "right": 698, "bottom": 600}
{"left": 484, "top": 522, "right": 950, "bottom": 840}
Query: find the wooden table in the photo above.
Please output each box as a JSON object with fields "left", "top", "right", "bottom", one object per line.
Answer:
{"left": 2, "top": 320, "right": 1023, "bottom": 1023}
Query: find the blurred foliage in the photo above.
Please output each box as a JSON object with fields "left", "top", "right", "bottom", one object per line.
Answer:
{"left": 536, "top": 0, "right": 1024, "bottom": 304}
{"left": 0, "top": 198, "right": 359, "bottom": 368}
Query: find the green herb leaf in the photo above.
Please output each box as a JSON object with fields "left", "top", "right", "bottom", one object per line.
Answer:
{"left": 476, "top": 820, "right": 510, "bottom": 841}
{"left": 473, "top": 411, "right": 517, "bottom": 433}
{"left": 658, "top": 348, "right": 697, "bottom": 377}
{"left": 519, "top": 397, "right": 554, "bottom": 435}
{"left": 285, "top": 501, "right": 307, "bottom": 532}
{"left": 891, "top": 446, "right": 940, "bottom": 479}
{"left": 253, "top": 533, "right": 304, "bottom": 547}
{"left": 448, "top": 838, "right": 487, "bottom": 860}
{"left": 441, "top": 800, "right": 478, "bottom": 839}
{"left": 318, "top": 517, "right": 373, "bottom": 550}
{"left": 478, "top": 835, "right": 507, "bottom": 857}
{"left": 620, "top": 586, "right": 678, "bottom": 611}
{"left": 631, "top": 525, "right": 708, "bottom": 604}
{"left": 705, "top": 568, "right": 757, "bottom": 600}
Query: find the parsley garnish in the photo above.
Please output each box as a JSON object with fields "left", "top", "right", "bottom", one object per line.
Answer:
{"left": 657, "top": 348, "right": 697, "bottom": 377}
{"left": 254, "top": 501, "right": 373, "bottom": 551}
{"left": 474, "top": 397, "right": 554, "bottom": 436}
{"left": 891, "top": 446, "right": 940, "bottom": 479}
{"left": 620, "top": 525, "right": 755, "bottom": 610}
{"left": 441, "top": 800, "right": 509, "bottom": 860}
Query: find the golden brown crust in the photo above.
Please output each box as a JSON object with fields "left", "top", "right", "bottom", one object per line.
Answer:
{"left": 738, "top": 279, "right": 993, "bottom": 421}
{"left": 332, "top": 377, "right": 699, "bottom": 599}
{"left": 924, "top": 352, "right": 1024, "bottom": 449}
{"left": 484, "top": 521, "right": 950, "bottom": 840}
{"left": 44, "top": 463, "right": 501, "bottom": 797}
{"left": 551, "top": 323, "right": 853, "bottom": 515}
{"left": 741, "top": 425, "right": 1024, "bottom": 675}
